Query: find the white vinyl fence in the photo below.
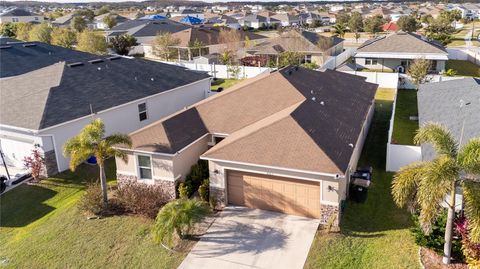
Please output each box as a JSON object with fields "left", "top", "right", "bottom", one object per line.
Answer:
{"left": 321, "top": 48, "right": 356, "bottom": 70}
{"left": 447, "top": 48, "right": 480, "bottom": 66}
{"left": 341, "top": 71, "right": 399, "bottom": 89}
{"left": 398, "top": 74, "right": 467, "bottom": 89}
{"left": 385, "top": 88, "right": 422, "bottom": 172}
{"left": 153, "top": 60, "right": 274, "bottom": 79}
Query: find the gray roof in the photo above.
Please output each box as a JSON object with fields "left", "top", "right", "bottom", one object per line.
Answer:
{"left": 0, "top": 41, "right": 210, "bottom": 130}
{"left": 106, "top": 19, "right": 189, "bottom": 38}
{"left": 418, "top": 78, "right": 480, "bottom": 160}
{"left": 1, "top": 8, "right": 39, "bottom": 17}
{"left": 0, "top": 41, "right": 94, "bottom": 78}
{"left": 358, "top": 32, "right": 448, "bottom": 55}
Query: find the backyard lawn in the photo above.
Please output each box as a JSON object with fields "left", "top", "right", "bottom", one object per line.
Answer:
{"left": 211, "top": 78, "right": 241, "bottom": 91}
{"left": 305, "top": 88, "right": 420, "bottom": 269}
{"left": 391, "top": 89, "right": 418, "bottom": 145}
{"left": 0, "top": 159, "right": 185, "bottom": 268}
{"left": 446, "top": 60, "right": 480, "bottom": 77}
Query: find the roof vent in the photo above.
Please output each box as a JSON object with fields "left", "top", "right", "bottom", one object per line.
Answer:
{"left": 88, "top": 59, "right": 104, "bottom": 64}
{"left": 320, "top": 101, "right": 325, "bottom": 106}
{"left": 23, "top": 43, "right": 36, "bottom": 47}
{"left": 67, "top": 62, "right": 84, "bottom": 68}
{"left": 0, "top": 45, "right": 12, "bottom": 49}
{"left": 107, "top": 56, "right": 121, "bottom": 61}
{"left": 311, "top": 97, "right": 316, "bottom": 102}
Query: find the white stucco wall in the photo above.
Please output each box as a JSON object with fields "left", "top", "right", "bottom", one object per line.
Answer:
{"left": 0, "top": 15, "right": 43, "bottom": 23}
{"left": 24, "top": 78, "right": 211, "bottom": 173}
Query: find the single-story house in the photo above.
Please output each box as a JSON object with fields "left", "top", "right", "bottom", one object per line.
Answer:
{"left": 0, "top": 8, "right": 43, "bottom": 24}
{"left": 144, "top": 26, "right": 265, "bottom": 61}
{"left": 239, "top": 13, "right": 280, "bottom": 29}
{"left": 92, "top": 13, "right": 130, "bottom": 30}
{"left": 116, "top": 67, "right": 377, "bottom": 223}
{"left": 245, "top": 30, "right": 344, "bottom": 66}
{"left": 170, "top": 9, "right": 204, "bottom": 20}
{"left": 354, "top": 32, "right": 449, "bottom": 73}
{"left": 271, "top": 13, "right": 301, "bottom": 27}
{"left": 51, "top": 13, "right": 77, "bottom": 28}
{"left": 0, "top": 41, "right": 211, "bottom": 181}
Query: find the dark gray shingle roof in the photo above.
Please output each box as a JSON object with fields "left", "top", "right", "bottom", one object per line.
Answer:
{"left": 418, "top": 78, "right": 480, "bottom": 160}
{"left": 0, "top": 42, "right": 210, "bottom": 130}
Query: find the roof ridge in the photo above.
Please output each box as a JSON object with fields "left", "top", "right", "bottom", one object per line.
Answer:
{"left": 202, "top": 101, "right": 303, "bottom": 156}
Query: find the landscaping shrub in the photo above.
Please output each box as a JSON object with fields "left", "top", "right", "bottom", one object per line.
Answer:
{"left": 152, "top": 198, "right": 210, "bottom": 248}
{"left": 178, "top": 182, "right": 191, "bottom": 199}
{"left": 198, "top": 179, "right": 209, "bottom": 201}
{"left": 456, "top": 218, "right": 480, "bottom": 268}
{"left": 177, "top": 160, "right": 209, "bottom": 198}
{"left": 411, "top": 210, "right": 463, "bottom": 259}
{"left": 116, "top": 181, "right": 170, "bottom": 218}
{"left": 78, "top": 182, "right": 105, "bottom": 215}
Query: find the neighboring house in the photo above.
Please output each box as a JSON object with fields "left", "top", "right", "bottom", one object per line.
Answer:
{"left": 239, "top": 13, "right": 280, "bottom": 29}
{"left": 383, "top": 22, "right": 399, "bottom": 32}
{"left": 354, "top": 32, "right": 449, "bottom": 73}
{"left": 144, "top": 27, "right": 265, "bottom": 61}
{"left": 92, "top": 13, "right": 129, "bottom": 30}
{"left": 0, "top": 8, "right": 43, "bottom": 24}
{"left": 106, "top": 18, "right": 190, "bottom": 55}
{"left": 171, "top": 9, "right": 204, "bottom": 20}
{"left": 418, "top": 78, "right": 480, "bottom": 161}
{"left": 271, "top": 13, "right": 301, "bottom": 27}
{"left": 115, "top": 67, "right": 377, "bottom": 223}
{"left": 0, "top": 41, "right": 211, "bottom": 179}
{"left": 51, "top": 13, "right": 76, "bottom": 27}
{"left": 245, "top": 30, "right": 344, "bottom": 66}
{"left": 298, "top": 12, "right": 322, "bottom": 26}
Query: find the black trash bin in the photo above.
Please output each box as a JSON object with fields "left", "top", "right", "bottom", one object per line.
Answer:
{"left": 350, "top": 184, "right": 368, "bottom": 203}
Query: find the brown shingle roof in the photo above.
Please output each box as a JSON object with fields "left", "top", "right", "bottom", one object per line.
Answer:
{"left": 129, "top": 67, "right": 377, "bottom": 174}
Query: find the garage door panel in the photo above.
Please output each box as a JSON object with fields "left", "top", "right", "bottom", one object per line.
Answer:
{"left": 227, "top": 171, "right": 321, "bottom": 218}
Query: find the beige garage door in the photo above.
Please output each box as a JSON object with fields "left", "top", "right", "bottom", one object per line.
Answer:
{"left": 227, "top": 170, "right": 321, "bottom": 218}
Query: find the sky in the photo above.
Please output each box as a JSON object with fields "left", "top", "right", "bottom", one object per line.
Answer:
{"left": 2, "top": 0, "right": 355, "bottom": 3}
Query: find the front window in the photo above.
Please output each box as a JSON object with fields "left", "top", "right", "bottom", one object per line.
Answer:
{"left": 12, "top": 18, "right": 18, "bottom": 22}
{"left": 35, "top": 17, "right": 39, "bottom": 21}
{"left": 365, "top": 58, "right": 378, "bottom": 65}
{"left": 137, "top": 155, "right": 152, "bottom": 180}
{"left": 138, "top": 102, "right": 147, "bottom": 121}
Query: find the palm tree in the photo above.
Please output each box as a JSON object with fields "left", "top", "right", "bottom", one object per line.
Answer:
{"left": 152, "top": 199, "right": 209, "bottom": 248}
{"left": 332, "top": 23, "right": 347, "bottom": 38}
{"left": 63, "top": 119, "right": 132, "bottom": 207}
{"left": 392, "top": 123, "right": 480, "bottom": 264}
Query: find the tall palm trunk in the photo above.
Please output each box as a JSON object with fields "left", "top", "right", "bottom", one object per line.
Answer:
{"left": 443, "top": 181, "right": 456, "bottom": 264}
{"left": 98, "top": 160, "right": 108, "bottom": 207}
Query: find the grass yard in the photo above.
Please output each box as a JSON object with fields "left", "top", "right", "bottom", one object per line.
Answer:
{"left": 305, "top": 88, "right": 420, "bottom": 269}
{"left": 391, "top": 89, "right": 418, "bottom": 145}
{"left": 446, "top": 60, "right": 480, "bottom": 77}
{"left": 211, "top": 78, "right": 242, "bottom": 91}
{"left": 0, "top": 159, "right": 185, "bottom": 268}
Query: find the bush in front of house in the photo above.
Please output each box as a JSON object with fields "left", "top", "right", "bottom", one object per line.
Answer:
{"left": 152, "top": 198, "right": 210, "bottom": 248}
{"left": 177, "top": 160, "right": 209, "bottom": 198}
{"left": 411, "top": 210, "right": 463, "bottom": 260}
{"left": 198, "top": 179, "right": 209, "bottom": 202}
{"left": 78, "top": 182, "right": 105, "bottom": 215}
{"left": 116, "top": 181, "right": 170, "bottom": 218}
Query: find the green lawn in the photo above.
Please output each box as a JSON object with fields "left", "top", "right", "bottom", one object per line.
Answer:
{"left": 391, "top": 89, "right": 418, "bottom": 145}
{"left": 211, "top": 78, "right": 242, "bottom": 91}
{"left": 0, "top": 159, "right": 185, "bottom": 268}
{"left": 305, "top": 88, "right": 420, "bottom": 269}
{"left": 446, "top": 60, "right": 480, "bottom": 77}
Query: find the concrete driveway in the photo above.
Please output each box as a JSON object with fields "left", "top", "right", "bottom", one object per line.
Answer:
{"left": 178, "top": 206, "right": 319, "bottom": 269}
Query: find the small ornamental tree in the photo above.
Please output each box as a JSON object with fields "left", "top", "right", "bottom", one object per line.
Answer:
{"left": 23, "top": 147, "right": 45, "bottom": 182}
{"left": 407, "top": 58, "right": 432, "bottom": 89}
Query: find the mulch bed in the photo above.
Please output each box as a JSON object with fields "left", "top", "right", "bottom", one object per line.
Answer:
{"left": 420, "top": 247, "right": 467, "bottom": 269}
